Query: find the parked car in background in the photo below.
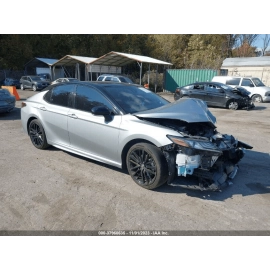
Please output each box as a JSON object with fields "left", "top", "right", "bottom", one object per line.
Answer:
{"left": 38, "top": 73, "right": 51, "bottom": 83}
{"left": 21, "top": 81, "right": 252, "bottom": 191}
{"left": 2, "top": 78, "right": 20, "bottom": 88}
{"left": 0, "top": 89, "right": 16, "bottom": 113}
{"left": 20, "top": 76, "right": 50, "bottom": 91}
{"left": 174, "top": 81, "right": 254, "bottom": 110}
{"left": 211, "top": 76, "right": 270, "bottom": 103}
{"left": 97, "top": 74, "right": 133, "bottom": 84}
{"left": 51, "top": 78, "right": 79, "bottom": 85}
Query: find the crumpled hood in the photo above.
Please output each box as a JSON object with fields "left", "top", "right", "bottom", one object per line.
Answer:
{"left": 134, "top": 98, "right": 216, "bottom": 126}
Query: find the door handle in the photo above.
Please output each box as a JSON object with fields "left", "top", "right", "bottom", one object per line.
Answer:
{"left": 68, "top": 113, "right": 78, "bottom": 119}
{"left": 39, "top": 106, "right": 47, "bottom": 111}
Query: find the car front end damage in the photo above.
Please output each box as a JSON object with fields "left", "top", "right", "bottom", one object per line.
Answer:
{"left": 161, "top": 130, "right": 252, "bottom": 191}
{"left": 135, "top": 98, "right": 253, "bottom": 191}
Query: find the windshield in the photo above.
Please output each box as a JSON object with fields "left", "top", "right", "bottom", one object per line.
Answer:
{"left": 118, "top": 77, "right": 133, "bottom": 83}
{"left": 232, "top": 87, "right": 251, "bottom": 96}
{"left": 252, "top": 78, "right": 265, "bottom": 87}
{"left": 101, "top": 85, "right": 169, "bottom": 114}
{"left": 217, "top": 83, "right": 235, "bottom": 90}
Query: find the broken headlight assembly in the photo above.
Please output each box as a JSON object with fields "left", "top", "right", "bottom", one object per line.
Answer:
{"left": 166, "top": 135, "right": 222, "bottom": 155}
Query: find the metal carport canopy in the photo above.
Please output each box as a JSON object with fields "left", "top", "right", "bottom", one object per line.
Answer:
{"left": 24, "top": 57, "right": 59, "bottom": 67}
{"left": 52, "top": 55, "right": 97, "bottom": 80}
{"left": 89, "top": 51, "right": 173, "bottom": 85}
{"left": 52, "top": 55, "right": 97, "bottom": 66}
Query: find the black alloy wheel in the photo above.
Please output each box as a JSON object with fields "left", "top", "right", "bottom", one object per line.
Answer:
{"left": 126, "top": 143, "right": 168, "bottom": 190}
{"left": 29, "top": 119, "right": 49, "bottom": 149}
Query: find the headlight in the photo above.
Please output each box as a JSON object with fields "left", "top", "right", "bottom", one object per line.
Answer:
{"left": 167, "top": 135, "right": 222, "bottom": 154}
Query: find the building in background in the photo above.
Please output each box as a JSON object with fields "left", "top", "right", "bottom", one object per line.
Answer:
{"left": 220, "top": 56, "right": 270, "bottom": 86}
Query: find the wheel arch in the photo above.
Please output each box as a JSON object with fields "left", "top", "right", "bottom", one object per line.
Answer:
{"left": 226, "top": 98, "right": 239, "bottom": 109}
{"left": 121, "top": 139, "right": 156, "bottom": 170}
{"left": 251, "top": 93, "right": 263, "bottom": 103}
{"left": 26, "top": 116, "right": 38, "bottom": 134}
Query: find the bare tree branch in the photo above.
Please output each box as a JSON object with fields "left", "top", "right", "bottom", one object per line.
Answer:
{"left": 238, "top": 34, "right": 259, "bottom": 46}
{"left": 262, "top": 35, "right": 270, "bottom": 56}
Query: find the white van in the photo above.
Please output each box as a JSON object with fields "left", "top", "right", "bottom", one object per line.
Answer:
{"left": 211, "top": 76, "right": 270, "bottom": 103}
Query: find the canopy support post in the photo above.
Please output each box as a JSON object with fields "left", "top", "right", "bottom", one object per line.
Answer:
{"left": 137, "top": 61, "right": 142, "bottom": 85}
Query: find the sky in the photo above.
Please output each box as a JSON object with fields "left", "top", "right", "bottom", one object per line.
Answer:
{"left": 254, "top": 35, "right": 266, "bottom": 48}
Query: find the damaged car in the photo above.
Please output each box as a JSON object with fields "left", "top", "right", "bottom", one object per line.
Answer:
{"left": 20, "top": 81, "right": 253, "bottom": 191}
{"left": 174, "top": 81, "right": 255, "bottom": 110}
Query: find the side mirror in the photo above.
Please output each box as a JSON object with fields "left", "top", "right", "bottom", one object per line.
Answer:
{"left": 91, "top": 105, "right": 113, "bottom": 122}
{"left": 91, "top": 105, "right": 111, "bottom": 116}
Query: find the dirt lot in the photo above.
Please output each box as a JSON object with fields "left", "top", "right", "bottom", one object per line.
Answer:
{"left": 0, "top": 89, "right": 269, "bottom": 235}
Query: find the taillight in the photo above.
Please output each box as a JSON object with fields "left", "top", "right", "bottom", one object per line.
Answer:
{"left": 21, "top": 102, "right": 27, "bottom": 108}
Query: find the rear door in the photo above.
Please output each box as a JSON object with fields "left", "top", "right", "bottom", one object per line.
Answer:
{"left": 41, "top": 84, "right": 76, "bottom": 147}
{"left": 189, "top": 83, "right": 207, "bottom": 101}
{"left": 240, "top": 78, "right": 255, "bottom": 95}
{"left": 25, "top": 77, "right": 32, "bottom": 89}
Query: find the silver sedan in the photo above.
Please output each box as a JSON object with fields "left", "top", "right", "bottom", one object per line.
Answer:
{"left": 20, "top": 81, "right": 252, "bottom": 191}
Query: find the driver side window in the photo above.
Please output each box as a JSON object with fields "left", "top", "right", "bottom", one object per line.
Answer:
{"left": 75, "top": 85, "right": 114, "bottom": 113}
{"left": 193, "top": 84, "right": 204, "bottom": 90}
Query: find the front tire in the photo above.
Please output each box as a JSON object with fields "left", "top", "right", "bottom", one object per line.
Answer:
{"left": 227, "top": 100, "right": 239, "bottom": 110}
{"left": 28, "top": 119, "right": 49, "bottom": 149}
{"left": 252, "top": 94, "right": 263, "bottom": 103}
{"left": 126, "top": 143, "right": 168, "bottom": 190}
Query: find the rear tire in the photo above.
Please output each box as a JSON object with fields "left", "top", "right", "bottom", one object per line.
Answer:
{"left": 126, "top": 143, "right": 168, "bottom": 190}
{"left": 28, "top": 119, "right": 49, "bottom": 149}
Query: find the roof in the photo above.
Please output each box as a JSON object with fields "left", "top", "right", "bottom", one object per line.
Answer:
{"left": 222, "top": 56, "right": 270, "bottom": 67}
{"left": 89, "top": 51, "right": 173, "bottom": 66}
{"left": 53, "top": 55, "right": 98, "bottom": 66}
{"left": 24, "top": 57, "right": 59, "bottom": 67}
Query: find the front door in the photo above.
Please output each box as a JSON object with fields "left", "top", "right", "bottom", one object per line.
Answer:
{"left": 67, "top": 84, "right": 122, "bottom": 166}
{"left": 205, "top": 84, "right": 226, "bottom": 106}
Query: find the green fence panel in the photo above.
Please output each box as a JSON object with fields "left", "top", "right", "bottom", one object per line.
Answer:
{"left": 164, "top": 69, "right": 218, "bottom": 92}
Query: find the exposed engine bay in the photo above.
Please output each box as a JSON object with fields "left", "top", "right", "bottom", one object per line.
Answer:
{"left": 140, "top": 117, "right": 253, "bottom": 191}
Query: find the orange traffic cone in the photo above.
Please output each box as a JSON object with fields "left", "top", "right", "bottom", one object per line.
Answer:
{"left": 1, "top": 86, "right": 20, "bottom": 100}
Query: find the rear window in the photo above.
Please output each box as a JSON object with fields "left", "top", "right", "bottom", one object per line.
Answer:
{"left": 226, "top": 78, "right": 241, "bottom": 85}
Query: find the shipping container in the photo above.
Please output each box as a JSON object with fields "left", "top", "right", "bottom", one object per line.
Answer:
{"left": 164, "top": 69, "right": 218, "bottom": 92}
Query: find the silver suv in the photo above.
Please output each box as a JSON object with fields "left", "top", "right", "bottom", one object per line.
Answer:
{"left": 97, "top": 74, "right": 133, "bottom": 84}
{"left": 20, "top": 76, "right": 50, "bottom": 91}
{"left": 212, "top": 76, "right": 270, "bottom": 103}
